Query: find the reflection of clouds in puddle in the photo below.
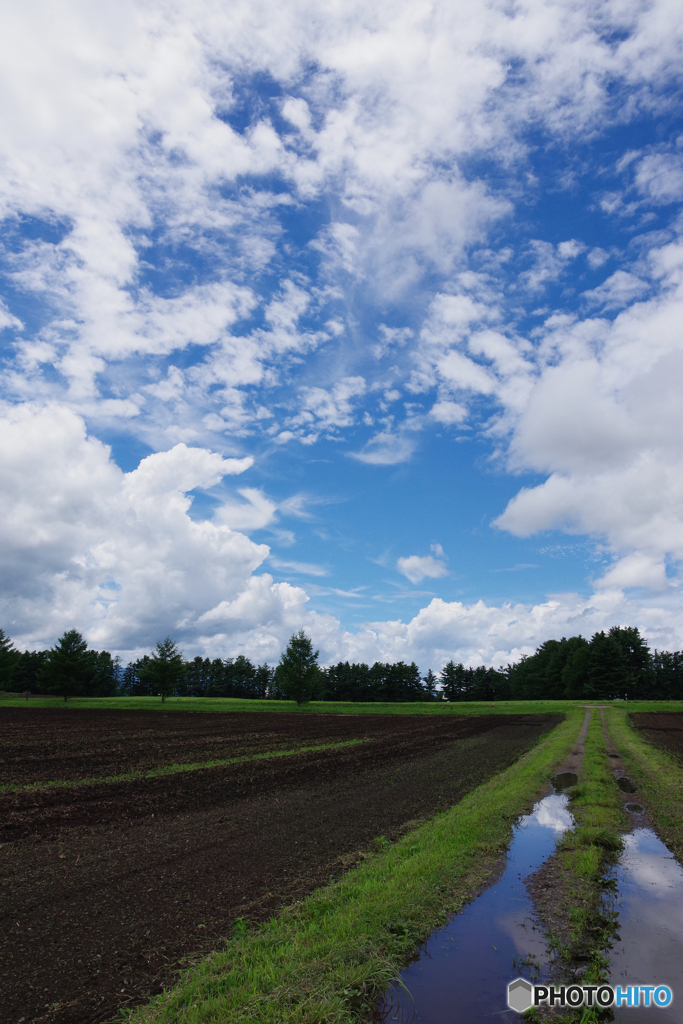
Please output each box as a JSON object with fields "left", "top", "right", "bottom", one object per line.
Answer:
{"left": 497, "top": 911, "right": 549, "bottom": 957}
{"left": 611, "top": 827, "right": 683, "bottom": 1015}
{"left": 530, "top": 794, "right": 573, "bottom": 833}
{"left": 621, "top": 830, "right": 683, "bottom": 898}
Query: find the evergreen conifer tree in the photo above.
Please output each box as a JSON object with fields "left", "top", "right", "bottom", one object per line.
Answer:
{"left": 422, "top": 668, "right": 439, "bottom": 700}
{"left": 141, "top": 638, "right": 186, "bottom": 702}
{"left": 275, "top": 630, "right": 321, "bottom": 705}
{"left": 0, "top": 629, "right": 20, "bottom": 691}
{"left": 39, "top": 630, "right": 94, "bottom": 701}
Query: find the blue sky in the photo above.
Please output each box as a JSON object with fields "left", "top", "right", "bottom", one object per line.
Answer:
{"left": 1, "top": 0, "right": 682, "bottom": 668}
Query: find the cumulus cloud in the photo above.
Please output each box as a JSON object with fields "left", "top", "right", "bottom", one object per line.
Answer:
{"left": 594, "top": 553, "right": 669, "bottom": 592}
{"left": 582, "top": 270, "right": 649, "bottom": 310}
{"left": 329, "top": 589, "right": 683, "bottom": 670}
{"left": 397, "top": 545, "right": 448, "bottom": 584}
{"left": 0, "top": 403, "right": 270, "bottom": 652}
{"left": 490, "top": 239, "right": 683, "bottom": 579}
{"left": 429, "top": 400, "right": 468, "bottom": 425}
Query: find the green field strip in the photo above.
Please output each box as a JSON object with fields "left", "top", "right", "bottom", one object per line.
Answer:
{"left": 544, "top": 710, "right": 626, "bottom": 1021}
{"left": 608, "top": 706, "right": 683, "bottom": 866}
{"left": 0, "top": 738, "right": 368, "bottom": 796}
{"left": 0, "top": 693, "right": 595, "bottom": 715}
{"left": 124, "top": 709, "right": 584, "bottom": 1024}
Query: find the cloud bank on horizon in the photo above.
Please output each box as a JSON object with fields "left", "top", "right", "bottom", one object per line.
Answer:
{"left": 1, "top": 0, "right": 682, "bottom": 667}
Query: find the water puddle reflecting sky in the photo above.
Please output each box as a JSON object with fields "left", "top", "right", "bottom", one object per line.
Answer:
{"left": 377, "top": 791, "right": 573, "bottom": 1022}
{"left": 610, "top": 829, "right": 683, "bottom": 1023}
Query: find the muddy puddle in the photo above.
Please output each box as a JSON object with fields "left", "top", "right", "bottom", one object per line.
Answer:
{"left": 376, "top": 783, "right": 575, "bottom": 1022}
{"left": 609, "top": 828, "right": 683, "bottom": 1022}
{"left": 377, "top": 742, "right": 683, "bottom": 1024}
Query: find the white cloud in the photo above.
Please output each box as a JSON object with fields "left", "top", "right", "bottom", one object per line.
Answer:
{"left": 287, "top": 376, "right": 366, "bottom": 438}
{"left": 332, "top": 589, "right": 683, "bottom": 671}
{"left": 491, "top": 237, "right": 683, "bottom": 579}
{"left": 269, "top": 557, "right": 329, "bottom": 577}
{"left": 429, "top": 400, "right": 467, "bottom": 425}
{"left": 594, "top": 553, "right": 669, "bottom": 592}
{"left": 635, "top": 152, "right": 683, "bottom": 204}
{"left": 522, "top": 239, "right": 585, "bottom": 291}
{"left": 0, "top": 403, "right": 269, "bottom": 652}
{"left": 214, "top": 488, "right": 278, "bottom": 531}
{"left": 583, "top": 270, "right": 649, "bottom": 310}
{"left": 397, "top": 545, "right": 448, "bottom": 584}
{"left": 350, "top": 423, "right": 418, "bottom": 465}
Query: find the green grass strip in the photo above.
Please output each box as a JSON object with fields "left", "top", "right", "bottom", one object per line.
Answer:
{"left": 1, "top": 693, "right": 594, "bottom": 715}
{"left": 123, "top": 709, "right": 583, "bottom": 1024}
{"left": 545, "top": 711, "right": 626, "bottom": 1024}
{"left": 1, "top": 739, "right": 367, "bottom": 796}
{"left": 607, "top": 706, "right": 683, "bottom": 866}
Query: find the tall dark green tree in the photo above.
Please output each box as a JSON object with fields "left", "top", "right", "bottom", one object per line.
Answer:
{"left": 440, "top": 661, "right": 469, "bottom": 701}
{"left": 275, "top": 630, "right": 321, "bottom": 705}
{"left": 39, "top": 630, "right": 94, "bottom": 701}
{"left": 587, "top": 630, "right": 628, "bottom": 700}
{"left": 608, "top": 626, "right": 652, "bottom": 699}
{"left": 561, "top": 638, "right": 591, "bottom": 698}
{"left": 254, "top": 662, "right": 274, "bottom": 699}
{"left": 422, "top": 669, "right": 439, "bottom": 701}
{"left": 82, "top": 650, "right": 120, "bottom": 696}
{"left": 0, "top": 629, "right": 20, "bottom": 691}
{"left": 141, "top": 637, "right": 186, "bottom": 702}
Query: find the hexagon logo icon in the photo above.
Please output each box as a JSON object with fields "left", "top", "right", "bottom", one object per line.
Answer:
{"left": 508, "top": 977, "right": 533, "bottom": 1013}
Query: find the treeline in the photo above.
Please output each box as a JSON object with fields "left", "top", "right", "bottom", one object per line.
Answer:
{"left": 0, "top": 630, "right": 119, "bottom": 698}
{"left": 505, "top": 627, "right": 683, "bottom": 702}
{"left": 2, "top": 624, "right": 683, "bottom": 703}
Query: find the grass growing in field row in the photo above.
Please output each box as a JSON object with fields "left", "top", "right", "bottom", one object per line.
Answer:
{"left": 607, "top": 707, "right": 683, "bottom": 866}
{"left": 0, "top": 739, "right": 367, "bottom": 795}
{"left": 536, "top": 711, "right": 626, "bottom": 1024}
{"left": 1, "top": 693, "right": 606, "bottom": 715}
{"left": 123, "top": 708, "right": 584, "bottom": 1024}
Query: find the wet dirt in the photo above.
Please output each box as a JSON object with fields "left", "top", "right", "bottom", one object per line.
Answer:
{"left": 375, "top": 713, "right": 590, "bottom": 1022}
{"left": 599, "top": 711, "right": 683, "bottom": 1021}
{"left": 549, "top": 772, "right": 578, "bottom": 793}
{"left": 376, "top": 788, "right": 575, "bottom": 1022}
{"left": 0, "top": 709, "right": 560, "bottom": 1024}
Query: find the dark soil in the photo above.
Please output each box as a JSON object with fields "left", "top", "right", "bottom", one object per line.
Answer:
{"left": 0, "top": 709, "right": 561, "bottom": 1024}
{"left": 630, "top": 711, "right": 683, "bottom": 763}
{"left": 0, "top": 707, "right": 457, "bottom": 787}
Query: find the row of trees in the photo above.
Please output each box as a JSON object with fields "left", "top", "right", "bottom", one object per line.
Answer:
{"left": 0, "top": 629, "right": 119, "bottom": 700}
{"left": 2, "top": 624, "right": 683, "bottom": 703}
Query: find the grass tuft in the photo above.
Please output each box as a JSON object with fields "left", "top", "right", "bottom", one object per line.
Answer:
{"left": 567, "top": 826, "right": 624, "bottom": 852}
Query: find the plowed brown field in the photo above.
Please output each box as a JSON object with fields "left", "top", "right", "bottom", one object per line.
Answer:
{"left": 0, "top": 708, "right": 561, "bottom": 1024}
{"left": 631, "top": 711, "right": 683, "bottom": 761}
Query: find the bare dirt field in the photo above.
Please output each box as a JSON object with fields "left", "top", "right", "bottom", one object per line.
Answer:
{"left": 631, "top": 711, "right": 683, "bottom": 761}
{"left": 0, "top": 708, "right": 561, "bottom": 1024}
